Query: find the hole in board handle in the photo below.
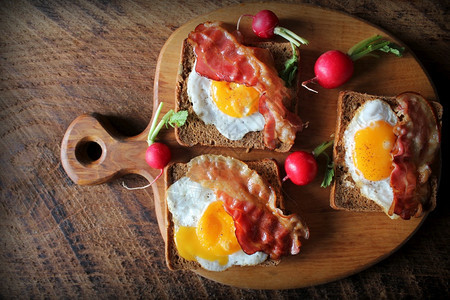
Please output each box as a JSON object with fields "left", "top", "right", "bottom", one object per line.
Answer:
{"left": 75, "top": 137, "right": 105, "bottom": 166}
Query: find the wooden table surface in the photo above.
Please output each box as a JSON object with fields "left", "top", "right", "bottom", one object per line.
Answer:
{"left": 1, "top": 0, "right": 448, "bottom": 298}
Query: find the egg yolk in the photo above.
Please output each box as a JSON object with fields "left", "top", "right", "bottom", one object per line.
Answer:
{"left": 174, "top": 201, "right": 240, "bottom": 265}
{"left": 353, "top": 120, "right": 396, "bottom": 181}
{"left": 211, "top": 81, "right": 260, "bottom": 118}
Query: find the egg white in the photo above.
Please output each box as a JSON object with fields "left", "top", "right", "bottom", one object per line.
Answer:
{"left": 166, "top": 177, "right": 268, "bottom": 271}
{"left": 187, "top": 62, "right": 265, "bottom": 140}
{"left": 343, "top": 99, "right": 399, "bottom": 216}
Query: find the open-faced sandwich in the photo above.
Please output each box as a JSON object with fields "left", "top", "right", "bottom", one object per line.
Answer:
{"left": 175, "top": 21, "right": 304, "bottom": 152}
{"left": 331, "top": 91, "right": 442, "bottom": 220}
{"left": 164, "top": 154, "right": 309, "bottom": 271}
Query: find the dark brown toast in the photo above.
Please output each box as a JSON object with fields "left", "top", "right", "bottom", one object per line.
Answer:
{"left": 174, "top": 39, "right": 300, "bottom": 152}
{"left": 164, "top": 157, "right": 284, "bottom": 271}
{"left": 330, "top": 90, "right": 442, "bottom": 214}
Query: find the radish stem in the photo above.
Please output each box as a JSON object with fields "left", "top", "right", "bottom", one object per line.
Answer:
{"left": 148, "top": 110, "right": 173, "bottom": 144}
{"left": 347, "top": 34, "right": 404, "bottom": 61}
{"left": 312, "top": 140, "right": 334, "bottom": 157}
{"left": 147, "top": 102, "right": 164, "bottom": 145}
{"left": 274, "top": 27, "right": 309, "bottom": 46}
{"left": 347, "top": 35, "right": 382, "bottom": 57}
{"left": 350, "top": 41, "right": 390, "bottom": 61}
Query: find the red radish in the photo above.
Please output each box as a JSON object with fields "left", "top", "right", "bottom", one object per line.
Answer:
{"left": 123, "top": 102, "right": 187, "bottom": 190}
{"left": 238, "top": 10, "right": 308, "bottom": 47}
{"left": 283, "top": 140, "right": 334, "bottom": 187}
{"left": 145, "top": 142, "right": 171, "bottom": 170}
{"left": 283, "top": 151, "right": 318, "bottom": 186}
{"left": 302, "top": 35, "right": 405, "bottom": 93}
{"left": 142, "top": 142, "right": 172, "bottom": 187}
{"left": 313, "top": 50, "right": 354, "bottom": 89}
{"left": 250, "top": 10, "right": 280, "bottom": 38}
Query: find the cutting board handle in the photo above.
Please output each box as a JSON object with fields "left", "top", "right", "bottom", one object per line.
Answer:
{"left": 60, "top": 113, "right": 152, "bottom": 185}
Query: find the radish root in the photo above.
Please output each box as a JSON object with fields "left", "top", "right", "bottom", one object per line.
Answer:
{"left": 121, "top": 169, "right": 164, "bottom": 190}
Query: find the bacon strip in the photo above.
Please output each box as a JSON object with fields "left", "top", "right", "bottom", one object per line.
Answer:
{"left": 389, "top": 92, "right": 441, "bottom": 219}
{"left": 187, "top": 22, "right": 303, "bottom": 149}
{"left": 186, "top": 155, "right": 309, "bottom": 259}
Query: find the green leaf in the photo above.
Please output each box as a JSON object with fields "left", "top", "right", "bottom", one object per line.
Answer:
{"left": 168, "top": 110, "right": 188, "bottom": 127}
{"left": 280, "top": 43, "right": 299, "bottom": 87}
{"left": 378, "top": 43, "right": 405, "bottom": 57}
{"left": 312, "top": 139, "right": 335, "bottom": 188}
{"left": 321, "top": 156, "right": 334, "bottom": 188}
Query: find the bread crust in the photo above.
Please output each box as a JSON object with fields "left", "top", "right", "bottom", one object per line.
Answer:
{"left": 164, "top": 157, "right": 283, "bottom": 271}
{"left": 330, "top": 91, "right": 442, "bottom": 215}
{"left": 175, "top": 39, "right": 300, "bottom": 152}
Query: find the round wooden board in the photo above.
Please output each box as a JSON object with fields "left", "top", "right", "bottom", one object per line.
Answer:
{"left": 152, "top": 3, "right": 437, "bottom": 290}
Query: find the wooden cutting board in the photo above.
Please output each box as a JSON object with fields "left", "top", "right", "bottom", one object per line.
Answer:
{"left": 61, "top": 3, "right": 438, "bottom": 289}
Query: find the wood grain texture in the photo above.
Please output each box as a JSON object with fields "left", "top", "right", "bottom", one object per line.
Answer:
{"left": 1, "top": 0, "right": 448, "bottom": 298}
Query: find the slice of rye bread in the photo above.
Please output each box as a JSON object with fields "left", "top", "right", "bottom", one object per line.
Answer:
{"left": 330, "top": 90, "right": 443, "bottom": 213}
{"left": 164, "top": 158, "right": 284, "bottom": 271}
{"left": 175, "top": 39, "right": 300, "bottom": 152}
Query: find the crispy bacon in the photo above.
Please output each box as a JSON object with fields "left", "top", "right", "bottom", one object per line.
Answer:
{"left": 258, "top": 94, "right": 277, "bottom": 149}
{"left": 186, "top": 155, "right": 309, "bottom": 259}
{"left": 389, "top": 92, "right": 441, "bottom": 219}
{"left": 187, "top": 22, "right": 303, "bottom": 149}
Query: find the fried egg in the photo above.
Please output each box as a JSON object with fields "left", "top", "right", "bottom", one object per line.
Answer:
{"left": 343, "top": 99, "right": 399, "bottom": 216}
{"left": 187, "top": 62, "right": 265, "bottom": 140}
{"left": 166, "top": 177, "right": 268, "bottom": 271}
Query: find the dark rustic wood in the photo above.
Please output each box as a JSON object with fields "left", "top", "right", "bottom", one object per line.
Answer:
{"left": 1, "top": 0, "right": 448, "bottom": 298}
